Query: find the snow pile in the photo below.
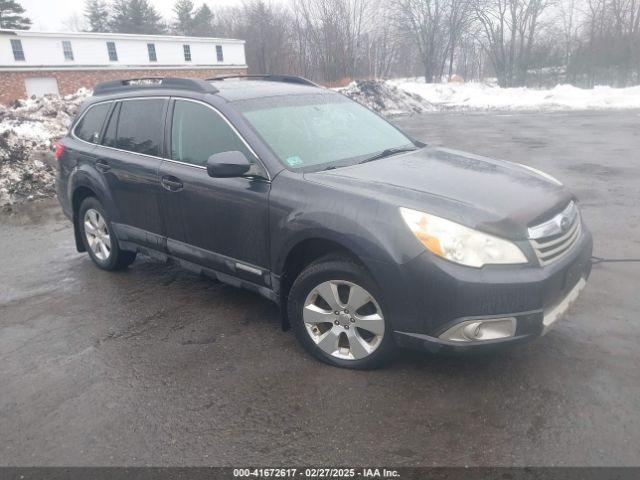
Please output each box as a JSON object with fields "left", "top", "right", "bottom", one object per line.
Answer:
{"left": 341, "top": 79, "right": 640, "bottom": 114}
{"left": 0, "top": 89, "right": 90, "bottom": 206}
{"left": 392, "top": 80, "right": 640, "bottom": 111}
{"left": 339, "top": 80, "right": 433, "bottom": 116}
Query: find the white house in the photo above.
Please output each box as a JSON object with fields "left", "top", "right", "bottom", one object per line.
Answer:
{"left": 0, "top": 29, "right": 248, "bottom": 103}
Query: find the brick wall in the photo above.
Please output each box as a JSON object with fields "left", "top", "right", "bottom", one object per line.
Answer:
{"left": 0, "top": 67, "right": 247, "bottom": 104}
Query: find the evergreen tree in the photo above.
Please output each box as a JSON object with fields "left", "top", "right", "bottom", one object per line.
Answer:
{"left": 84, "top": 0, "right": 110, "bottom": 33}
{"left": 191, "top": 3, "right": 214, "bottom": 37}
{"left": 172, "top": 0, "right": 194, "bottom": 35}
{"left": 109, "top": 0, "right": 165, "bottom": 34}
{"left": 0, "top": 0, "right": 31, "bottom": 30}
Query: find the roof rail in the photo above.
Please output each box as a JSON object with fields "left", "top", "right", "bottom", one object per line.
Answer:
{"left": 93, "top": 77, "right": 219, "bottom": 96}
{"left": 207, "top": 74, "right": 319, "bottom": 87}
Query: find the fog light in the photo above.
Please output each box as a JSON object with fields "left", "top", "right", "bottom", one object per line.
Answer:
{"left": 439, "top": 317, "right": 517, "bottom": 342}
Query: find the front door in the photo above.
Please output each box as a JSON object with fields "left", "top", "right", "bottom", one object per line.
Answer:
{"left": 158, "top": 98, "right": 271, "bottom": 285}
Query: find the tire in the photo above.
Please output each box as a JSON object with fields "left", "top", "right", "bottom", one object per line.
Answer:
{"left": 287, "top": 255, "right": 396, "bottom": 369}
{"left": 78, "top": 197, "right": 136, "bottom": 271}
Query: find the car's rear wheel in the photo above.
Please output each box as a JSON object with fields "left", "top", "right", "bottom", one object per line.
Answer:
{"left": 78, "top": 197, "right": 136, "bottom": 271}
{"left": 288, "top": 255, "right": 396, "bottom": 369}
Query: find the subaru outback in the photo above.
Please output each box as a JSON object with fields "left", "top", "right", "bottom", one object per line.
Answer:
{"left": 56, "top": 75, "right": 592, "bottom": 369}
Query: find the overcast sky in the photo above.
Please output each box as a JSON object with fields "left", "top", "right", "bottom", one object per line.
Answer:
{"left": 20, "top": 0, "right": 244, "bottom": 31}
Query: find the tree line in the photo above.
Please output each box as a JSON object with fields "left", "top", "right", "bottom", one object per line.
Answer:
{"left": 53, "top": 0, "right": 640, "bottom": 87}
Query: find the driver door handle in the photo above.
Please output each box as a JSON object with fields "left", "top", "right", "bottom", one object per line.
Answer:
{"left": 161, "top": 175, "right": 183, "bottom": 192}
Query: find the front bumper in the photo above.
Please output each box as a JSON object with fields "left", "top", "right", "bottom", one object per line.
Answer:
{"left": 376, "top": 227, "right": 593, "bottom": 352}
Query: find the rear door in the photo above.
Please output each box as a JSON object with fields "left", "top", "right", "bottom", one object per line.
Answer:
{"left": 98, "top": 97, "right": 168, "bottom": 249}
{"left": 60, "top": 101, "right": 113, "bottom": 215}
{"left": 158, "top": 98, "right": 271, "bottom": 284}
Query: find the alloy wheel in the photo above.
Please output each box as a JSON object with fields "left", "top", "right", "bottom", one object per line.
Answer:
{"left": 84, "top": 208, "right": 111, "bottom": 261}
{"left": 303, "top": 280, "right": 385, "bottom": 360}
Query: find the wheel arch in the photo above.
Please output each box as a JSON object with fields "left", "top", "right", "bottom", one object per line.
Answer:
{"left": 71, "top": 185, "right": 99, "bottom": 252}
{"left": 277, "top": 236, "right": 373, "bottom": 330}
{"left": 69, "top": 165, "right": 119, "bottom": 252}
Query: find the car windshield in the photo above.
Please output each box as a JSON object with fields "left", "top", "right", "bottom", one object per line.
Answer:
{"left": 236, "top": 93, "right": 415, "bottom": 171}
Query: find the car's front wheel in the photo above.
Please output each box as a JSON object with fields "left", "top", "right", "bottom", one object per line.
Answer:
{"left": 78, "top": 197, "right": 136, "bottom": 271}
{"left": 288, "top": 255, "right": 396, "bottom": 369}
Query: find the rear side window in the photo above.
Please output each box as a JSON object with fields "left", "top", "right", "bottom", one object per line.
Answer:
{"left": 74, "top": 103, "right": 111, "bottom": 144}
{"left": 114, "top": 99, "right": 166, "bottom": 157}
{"left": 170, "top": 100, "right": 253, "bottom": 166}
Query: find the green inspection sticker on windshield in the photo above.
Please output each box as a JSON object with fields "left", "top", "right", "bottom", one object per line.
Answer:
{"left": 285, "top": 155, "right": 304, "bottom": 167}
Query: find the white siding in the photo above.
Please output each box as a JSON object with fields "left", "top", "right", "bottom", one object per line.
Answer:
{"left": 0, "top": 30, "right": 246, "bottom": 68}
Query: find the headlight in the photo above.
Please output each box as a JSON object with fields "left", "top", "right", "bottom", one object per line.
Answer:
{"left": 399, "top": 207, "right": 528, "bottom": 268}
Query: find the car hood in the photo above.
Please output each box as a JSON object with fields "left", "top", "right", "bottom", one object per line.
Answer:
{"left": 305, "top": 146, "right": 575, "bottom": 240}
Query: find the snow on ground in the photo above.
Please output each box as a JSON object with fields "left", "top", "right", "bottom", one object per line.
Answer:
{"left": 0, "top": 89, "right": 90, "bottom": 206}
{"left": 394, "top": 80, "right": 640, "bottom": 112}
{"left": 340, "top": 79, "right": 640, "bottom": 115}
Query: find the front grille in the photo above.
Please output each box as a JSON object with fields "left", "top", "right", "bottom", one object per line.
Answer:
{"left": 529, "top": 202, "right": 582, "bottom": 266}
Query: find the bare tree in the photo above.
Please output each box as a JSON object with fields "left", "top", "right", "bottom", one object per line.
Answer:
{"left": 240, "top": 1, "right": 295, "bottom": 74}
{"left": 391, "top": 0, "right": 447, "bottom": 82}
{"left": 559, "top": 0, "right": 578, "bottom": 67}
{"left": 443, "top": 0, "right": 473, "bottom": 79}
{"left": 290, "top": 0, "right": 373, "bottom": 83}
{"left": 473, "top": 0, "right": 549, "bottom": 86}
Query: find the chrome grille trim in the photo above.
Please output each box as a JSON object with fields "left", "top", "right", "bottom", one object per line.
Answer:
{"left": 536, "top": 214, "right": 580, "bottom": 250}
{"left": 529, "top": 202, "right": 582, "bottom": 266}
{"left": 528, "top": 201, "right": 578, "bottom": 239}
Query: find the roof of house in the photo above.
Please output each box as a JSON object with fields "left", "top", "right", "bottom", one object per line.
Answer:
{"left": 0, "top": 29, "right": 245, "bottom": 44}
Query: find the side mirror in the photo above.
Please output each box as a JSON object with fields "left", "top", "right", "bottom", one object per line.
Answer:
{"left": 206, "top": 151, "right": 251, "bottom": 178}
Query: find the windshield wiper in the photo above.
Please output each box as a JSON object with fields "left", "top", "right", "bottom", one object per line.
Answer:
{"left": 358, "top": 146, "right": 418, "bottom": 165}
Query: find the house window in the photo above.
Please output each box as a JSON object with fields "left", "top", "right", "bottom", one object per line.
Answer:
{"left": 11, "top": 39, "right": 25, "bottom": 61}
{"left": 183, "top": 44, "right": 191, "bottom": 62}
{"left": 216, "top": 45, "right": 224, "bottom": 62}
{"left": 147, "top": 43, "right": 157, "bottom": 62}
{"left": 62, "top": 41, "right": 74, "bottom": 61}
{"left": 106, "top": 41, "right": 118, "bottom": 61}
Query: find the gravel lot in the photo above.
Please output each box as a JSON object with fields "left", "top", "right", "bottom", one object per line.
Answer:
{"left": 1, "top": 111, "right": 639, "bottom": 466}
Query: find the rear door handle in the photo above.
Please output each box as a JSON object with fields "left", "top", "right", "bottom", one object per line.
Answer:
{"left": 161, "top": 175, "right": 183, "bottom": 192}
{"left": 95, "top": 159, "right": 111, "bottom": 172}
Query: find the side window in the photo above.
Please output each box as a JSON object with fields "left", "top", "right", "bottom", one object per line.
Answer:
{"left": 74, "top": 103, "right": 111, "bottom": 144}
{"left": 170, "top": 100, "right": 254, "bottom": 167}
{"left": 115, "top": 99, "right": 166, "bottom": 156}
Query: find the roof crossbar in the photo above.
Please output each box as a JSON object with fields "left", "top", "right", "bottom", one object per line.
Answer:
{"left": 93, "top": 77, "right": 219, "bottom": 96}
{"left": 206, "top": 74, "right": 319, "bottom": 87}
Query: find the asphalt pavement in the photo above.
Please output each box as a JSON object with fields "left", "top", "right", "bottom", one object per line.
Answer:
{"left": 1, "top": 110, "right": 639, "bottom": 466}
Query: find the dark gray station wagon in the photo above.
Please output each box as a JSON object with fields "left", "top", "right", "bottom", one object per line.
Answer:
{"left": 56, "top": 75, "right": 592, "bottom": 369}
